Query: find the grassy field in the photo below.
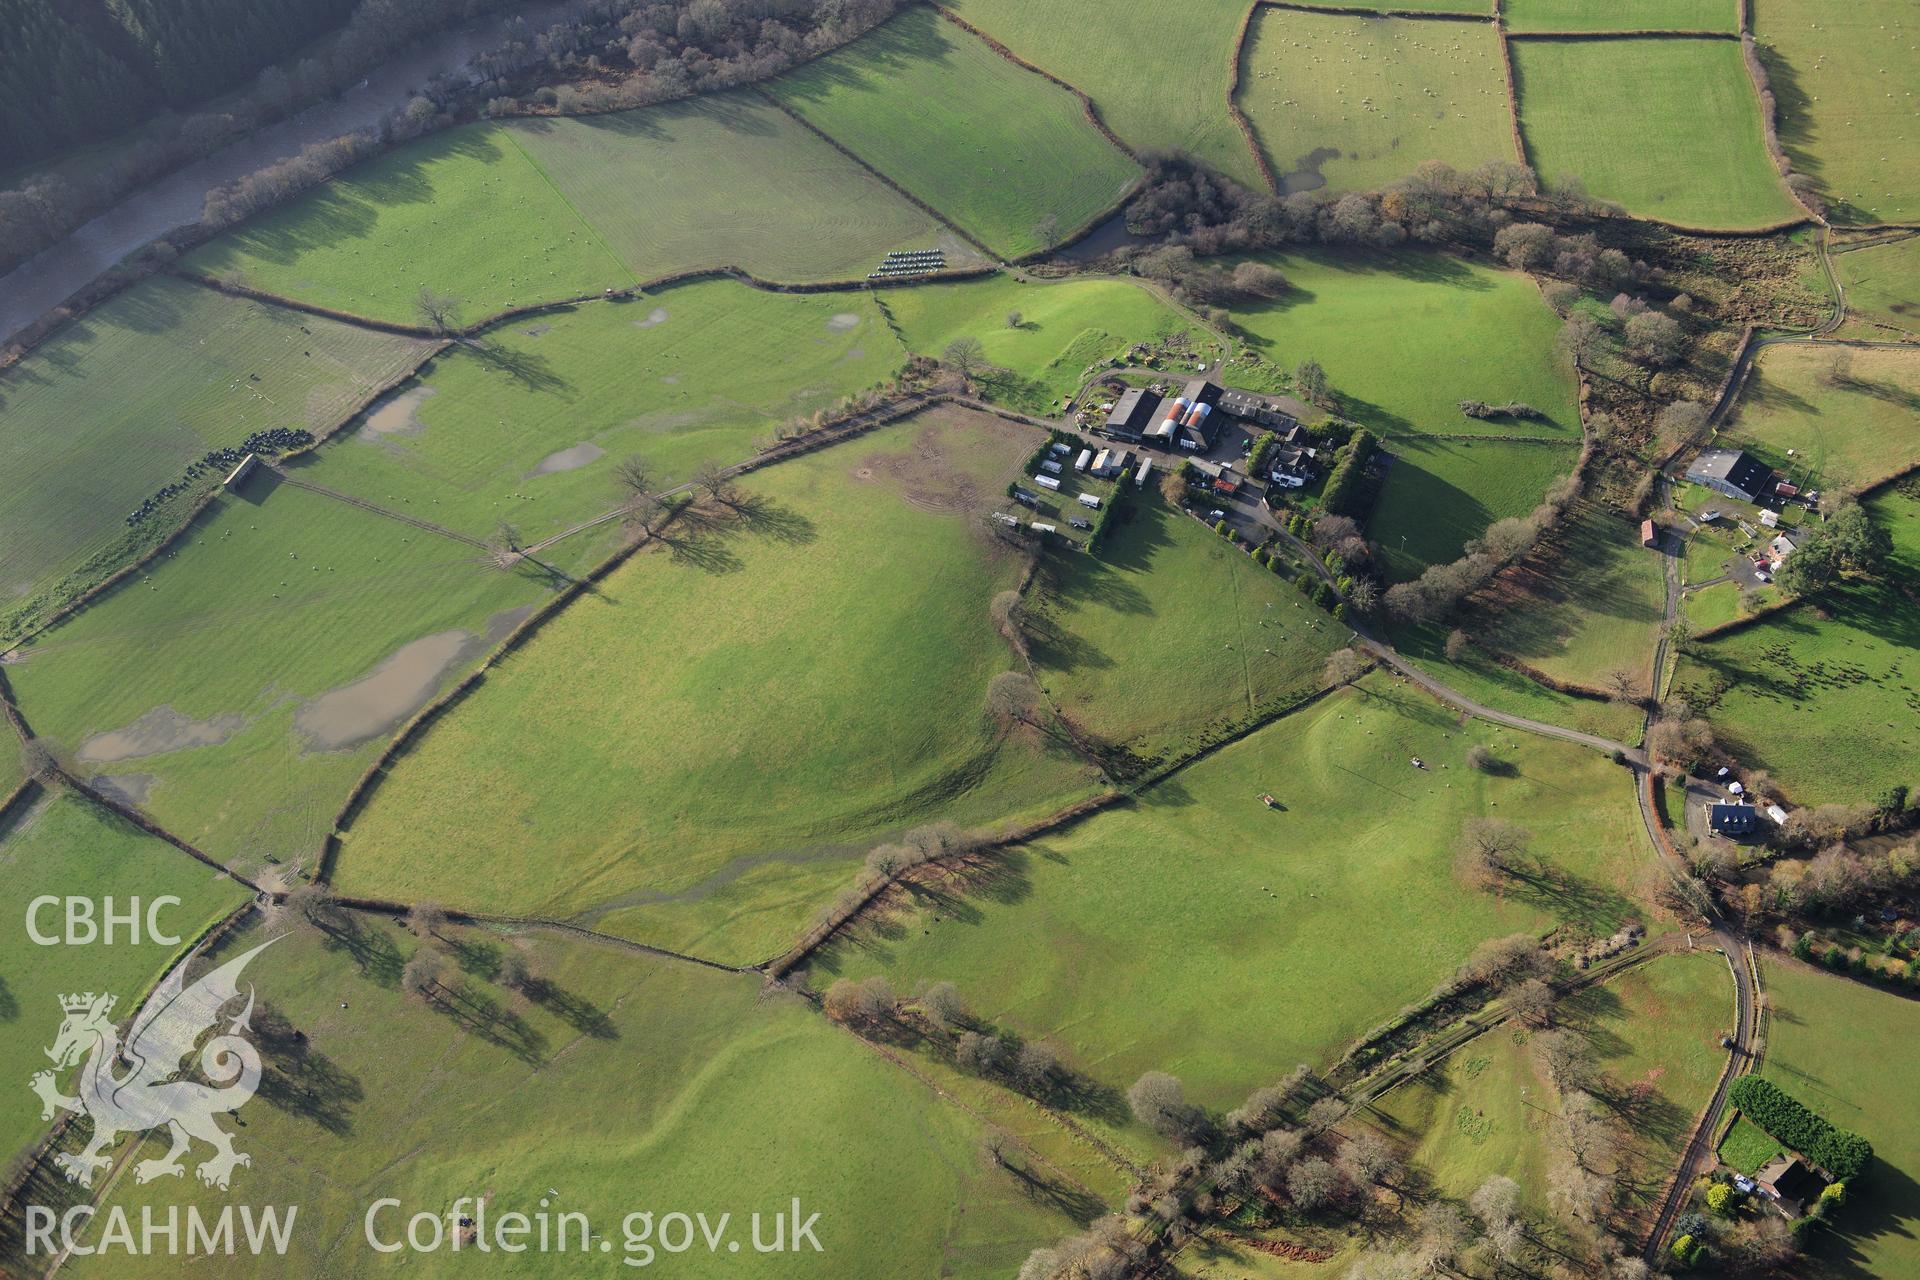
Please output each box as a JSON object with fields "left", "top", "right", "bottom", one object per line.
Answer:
{"left": 331, "top": 409, "right": 1101, "bottom": 966}
{"left": 505, "top": 92, "right": 964, "bottom": 283}
{"left": 0, "top": 786, "right": 249, "bottom": 1164}
{"left": 815, "top": 672, "right": 1655, "bottom": 1107}
{"left": 1675, "top": 578, "right": 1919, "bottom": 807}
{"left": 293, "top": 280, "right": 905, "bottom": 546}
{"left": 0, "top": 276, "right": 432, "bottom": 623}
{"left": 1237, "top": 11, "right": 1512, "bottom": 195}
{"left": 1504, "top": 0, "right": 1737, "bottom": 31}
{"left": 1868, "top": 481, "right": 1920, "bottom": 580}
{"left": 1753, "top": 0, "right": 1920, "bottom": 225}
{"left": 1372, "top": 437, "right": 1582, "bottom": 580}
{"left": 769, "top": 8, "right": 1138, "bottom": 258}
{"left": 1231, "top": 250, "right": 1580, "bottom": 442}
{"left": 1718, "top": 345, "right": 1920, "bottom": 493}
{"left": 62, "top": 916, "right": 1093, "bottom": 1279}
{"left": 1472, "top": 499, "right": 1669, "bottom": 695}
{"left": 1373, "top": 949, "right": 1728, "bottom": 1228}
{"left": 1763, "top": 958, "right": 1920, "bottom": 1280}
{"left": 882, "top": 272, "right": 1202, "bottom": 413}
{"left": 1831, "top": 236, "right": 1920, "bottom": 337}
{"left": 1718, "top": 1114, "right": 1786, "bottom": 1174}
{"left": 7, "top": 482, "right": 557, "bottom": 878}
{"left": 1027, "top": 496, "right": 1342, "bottom": 766}
{"left": 184, "top": 125, "right": 635, "bottom": 325}
{"left": 1511, "top": 37, "right": 1803, "bottom": 228}
{"left": 944, "top": 0, "right": 1264, "bottom": 189}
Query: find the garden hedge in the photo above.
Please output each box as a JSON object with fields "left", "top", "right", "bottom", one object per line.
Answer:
{"left": 1729, "top": 1075, "right": 1873, "bottom": 1180}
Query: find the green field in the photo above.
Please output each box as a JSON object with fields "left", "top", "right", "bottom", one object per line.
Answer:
{"left": 1503, "top": 0, "right": 1737, "bottom": 31}
{"left": 1869, "top": 482, "right": 1920, "bottom": 580}
{"left": 1375, "top": 949, "right": 1728, "bottom": 1227}
{"left": 293, "top": 280, "right": 905, "bottom": 546}
{"left": 1832, "top": 236, "right": 1920, "bottom": 337}
{"left": 65, "top": 916, "right": 1092, "bottom": 1279}
{"left": 1764, "top": 958, "right": 1920, "bottom": 1279}
{"left": 1719, "top": 345, "right": 1920, "bottom": 494}
{"left": 0, "top": 787, "right": 249, "bottom": 1163}
{"left": 1232, "top": 250, "right": 1580, "bottom": 442}
{"left": 1511, "top": 37, "right": 1803, "bottom": 228}
{"left": 1281, "top": 0, "right": 1486, "bottom": 11}
{"left": 815, "top": 672, "right": 1653, "bottom": 1106}
{"left": 184, "top": 125, "right": 635, "bottom": 325}
{"left": 0, "top": 276, "right": 433, "bottom": 621}
{"left": 505, "top": 93, "right": 964, "bottom": 283}
{"left": 882, "top": 272, "right": 1202, "bottom": 413}
{"left": 769, "top": 8, "right": 1138, "bottom": 258}
{"left": 331, "top": 409, "right": 1101, "bottom": 966}
{"left": 1718, "top": 1114, "right": 1786, "bottom": 1175}
{"left": 945, "top": 0, "right": 1264, "bottom": 189}
{"left": 1372, "top": 437, "right": 1581, "bottom": 580}
{"left": 7, "top": 482, "right": 557, "bottom": 876}
{"left": 1472, "top": 499, "right": 1668, "bottom": 695}
{"left": 1238, "top": 11, "right": 1512, "bottom": 195}
{"left": 1391, "top": 621, "right": 1649, "bottom": 744}
{"left": 1753, "top": 0, "right": 1920, "bottom": 225}
{"left": 1675, "top": 578, "right": 1919, "bottom": 807}
{"left": 1028, "top": 496, "right": 1342, "bottom": 765}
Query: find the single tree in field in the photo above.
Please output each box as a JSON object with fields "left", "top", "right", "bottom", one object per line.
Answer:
{"left": 1286, "top": 1157, "right": 1343, "bottom": 1212}
{"left": 282, "top": 882, "right": 343, "bottom": 934}
{"left": 1032, "top": 213, "right": 1060, "bottom": 251}
{"left": 497, "top": 948, "right": 533, "bottom": 992}
{"left": 612, "top": 454, "right": 666, "bottom": 535}
{"left": 405, "top": 901, "right": 447, "bottom": 939}
{"left": 691, "top": 458, "right": 737, "bottom": 507}
{"left": 1323, "top": 647, "right": 1368, "bottom": 686}
{"left": 486, "top": 521, "right": 521, "bottom": 566}
{"left": 401, "top": 947, "right": 444, "bottom": 1003}
{"left": 1509, "top": 976, "right": 1557, "bottom": 1027}
{"left": 414, "top": 288, "right": 461, "bottom": 335}
{"left": 986, "top": 670, "right": 1042, "bottom": 726}
{"left": 1295, "top": 359, "right": 1330, "bottom": 408}
{"left": 1006, "top": 309, "right": 1023, "bottom": 329}
{"left": 1455, "top": 817, "right": 1532, "bottom": 885}
{"left": 943, "top": 336, "right": 987, "bottom": 381}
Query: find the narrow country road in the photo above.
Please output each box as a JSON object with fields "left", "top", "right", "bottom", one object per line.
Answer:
{"left": 0, "top": 1, "right": 584, "bottom": 347}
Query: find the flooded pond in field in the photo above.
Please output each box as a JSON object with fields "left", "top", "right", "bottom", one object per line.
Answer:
{"left": 633, "top": 307, "right": 670, "bottom": 329}
{"left": 91, "top": 773, "right": 157, "bottom": 807}
{"left": 79, "top": 706, "right": 247, "bottom": 763}
{"left": 295, "top": 606, "right": 535, "bottom": 752}
{"left": 527, "top": 441, "right": 605, "bottom": 476}
{"left": 825, "top": 312, "right": 862, "bottom": 333}
{"left": 361, "top": 385, "right": 437, "bottom": 438}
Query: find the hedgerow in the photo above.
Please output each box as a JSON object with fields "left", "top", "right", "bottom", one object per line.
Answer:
{"left": 1729, "top": 1075, "right": 1873, "bottom": 1180}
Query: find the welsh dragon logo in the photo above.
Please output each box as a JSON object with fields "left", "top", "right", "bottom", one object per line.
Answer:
{"left": 30, "top": 940, "right": 273, "bottom": 1191}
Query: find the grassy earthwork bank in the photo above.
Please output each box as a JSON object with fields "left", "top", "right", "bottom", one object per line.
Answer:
{"left": 1372, "top": 949, "right": 1730, "bottom": 1232}
{"left": 1027, "top": 494, "right": 1342, "bottom": 766}
{"left": 1510, "top": 37, "right": 1803, "bottom": 229}
{"left": 942, "top": 0, "right": 1266, "bottom": 190}
{"left": 881, "top": 272, "right": 1203, "bottom": 414}
{"left": 184, "top": 96, "right": 959, "bottom": 327}
{"left": 768, "top": 7, "right": 1139, "bottom": 258}
{"left": 293, "top": 279, "right": 906, "bottom": 546}
{"left": 1763, "top": 958, "right": 1920, "bottom": 1280}
{"left": 60, "top": 916, "right": 1092, "bottom": 1280}
{"left": 1237, "top": 11, "right": 1512, "bottom": 196}
{"left": 1502, "top": 0, "right": 1737, "bottom": 32}
{"left": 0, "top": 787, "right": 249, "bottom": 1164}
{"left": 1471, "top": 499, "right": 1669, "bottom": 696}
{"left": 0, "top": 275, "right": 434, "bottom": 626}
{"left": 6, "top": 482, "right": 559, "bottom": 878}
{"left": 1716, "top": 344, "right": 1920, "bottom": 494}
{"left": 1830, "top": 235, "right": 1920, "bottom": 338}
{"left": 330, "top": 408, "right": 1101, "bottom": 966}
{"left": 1752, "top": 0, "right": 1920, "bottom": 225}
{"left": 813, "top": 671, "right": 1656, "bottom": 1109}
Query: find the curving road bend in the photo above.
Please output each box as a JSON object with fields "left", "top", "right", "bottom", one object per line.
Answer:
{"left": 0, "top": 0, "right": 583, "bottom": 347}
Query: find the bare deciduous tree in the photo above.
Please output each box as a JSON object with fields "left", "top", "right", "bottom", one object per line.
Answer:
{"left": 1324, "top": 648, "right": 1369, "bottom": 687}
{"left": 987, "top": 670, "right": 1042, "bottom": 726}
{"left": 405, "top": 901, "right": 447, "bottom": 939}
{"left": 414, "top": 288, "right": 461, "bottom": 335}
{"left": 401, "top": 947, "right": 444, "bottom": 1002}
{"left": 943, "top": 336, "right": 987, "bottom": 380}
